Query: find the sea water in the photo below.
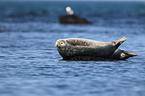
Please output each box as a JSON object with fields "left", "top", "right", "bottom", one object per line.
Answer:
{"left": 0, "top": 1, "right": 145, "bottom": 96}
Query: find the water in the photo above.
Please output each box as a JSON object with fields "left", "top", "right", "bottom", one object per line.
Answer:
{"left": 0, "top": 1, "right": 145, "bottom": 96}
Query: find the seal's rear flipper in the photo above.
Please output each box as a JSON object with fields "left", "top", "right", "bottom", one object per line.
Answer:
{"left": 112, "top": 37, "right": 127, "bottom": 48}
{"left": 126, "top": 51, "right": 138, "bottom": 57}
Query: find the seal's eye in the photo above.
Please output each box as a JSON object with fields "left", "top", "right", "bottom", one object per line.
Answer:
{"left": 60, "top": 42, "right": 64, "bottom": 45}
{"left": 59, "top": 42, "right": 66, "bottom": 47}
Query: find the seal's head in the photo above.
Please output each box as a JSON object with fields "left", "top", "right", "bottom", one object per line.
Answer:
{"left": 55, "top": 39, "right": 69, "bottom": 59}
{"left": 111, "top": 49, "right": 138, "bottom": 60}
{"left": 55, "top": 39, "right": 67, "bottom": 48}
{"left": 120, "top": 50, "right": 138, "bottom": 60}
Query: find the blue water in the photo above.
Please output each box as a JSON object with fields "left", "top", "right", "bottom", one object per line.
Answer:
{"left": 0, "top": 1, "right": 145, "bottom": 96}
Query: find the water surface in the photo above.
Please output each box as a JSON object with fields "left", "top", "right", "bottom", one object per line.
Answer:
{"left": 0, "top": 1, "right": 145, "bottom": 96}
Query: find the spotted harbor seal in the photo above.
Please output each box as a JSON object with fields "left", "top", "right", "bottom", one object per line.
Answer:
{"left": 55, "top": 37, "right": 128, "bottom": 60}
{"left": 69, "top": 49, "right": 137, "bottom": 61}
{"left": 109, "top": 49, "right": 137, "bottom": 60}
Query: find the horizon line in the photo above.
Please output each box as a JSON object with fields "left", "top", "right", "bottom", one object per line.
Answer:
{"left": 1, "top": 0, "right": 145, "bottom": 1}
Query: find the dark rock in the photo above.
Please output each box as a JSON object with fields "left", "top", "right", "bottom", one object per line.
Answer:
{"left": 59, "top": 15, "right": 92, "bottom": 24}
{"left": 0, "top": 30, "right": 4, "bottom": 33}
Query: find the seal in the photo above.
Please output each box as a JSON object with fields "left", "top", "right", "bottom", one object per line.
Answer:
{"left": 69, "top": 49, "right": 137, "bottom": 61}
{"left": 55, "top": 37, "right": 127, "bottom": 60}
{"left": 109, "top": 49, "right": 138, "bottom": 60}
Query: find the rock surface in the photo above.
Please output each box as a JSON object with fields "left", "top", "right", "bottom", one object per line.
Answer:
{"left": 59, "top": 15, "right": 92, "bottom": 24}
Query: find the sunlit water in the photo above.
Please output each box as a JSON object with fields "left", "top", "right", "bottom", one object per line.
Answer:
{"left": 0, "top": 1, "right": 145, "bottom": 96}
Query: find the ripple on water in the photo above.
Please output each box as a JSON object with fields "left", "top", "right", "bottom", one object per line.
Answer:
{"left": 0, "top": 1, "right": 145, "bottom": 96}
